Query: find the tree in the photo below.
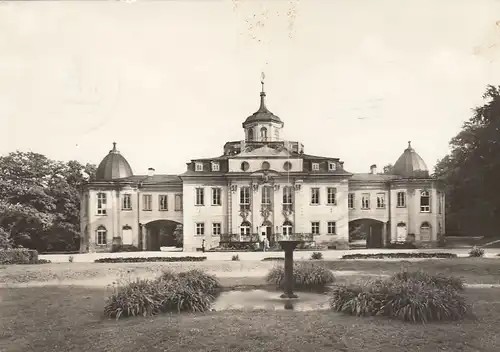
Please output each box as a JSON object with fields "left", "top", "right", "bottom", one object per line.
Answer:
{"left": 382, "top": 164, "right": 395, "bottom": 174}
{"left": 434, "top": 85, "right": 500, "bottom": 237}
{"left": 0, "top": 151, "right": 96, "bottom": 251}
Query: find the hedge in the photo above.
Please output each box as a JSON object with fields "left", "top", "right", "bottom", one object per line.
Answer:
{"left": 94, "top": 256, "right": 207, "bottom": 263}
{"left": 342, "top": 253, "right": 457, "bottom": 260}
{"left": 0, "top": 248, "right": 39, "bottom": 264}
{"left": 262, "top": 257, "right": 285, "bottom": 261}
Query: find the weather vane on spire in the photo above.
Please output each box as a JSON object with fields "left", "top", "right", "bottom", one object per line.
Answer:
{"left": 261, "top": 72, "right": 265, "bottom": 93}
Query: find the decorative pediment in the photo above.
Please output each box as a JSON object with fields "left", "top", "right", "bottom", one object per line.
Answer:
{"left": 250, "top": 170, "right": 281, "bottom": 185}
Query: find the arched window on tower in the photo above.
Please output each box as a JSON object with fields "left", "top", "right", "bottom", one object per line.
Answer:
{"left": 420, "top": 190, "right": 431, "bottom": 212}
{"left": 260, "top": 127, "right": 268, "bottom": 141}
{"left": 247, "top": 128, "right": 254, "bottom": 141}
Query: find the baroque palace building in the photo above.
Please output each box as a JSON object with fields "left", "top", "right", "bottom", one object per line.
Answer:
{"left": 80, "top": 81, "right": 446, "bottom": 253}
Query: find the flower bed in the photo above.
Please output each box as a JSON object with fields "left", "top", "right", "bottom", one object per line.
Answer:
{"left": 95, "top": 256, "right": 207, "bottom": 263}
{"left": 342, "top": 253, "right": 457, "bottom": 260}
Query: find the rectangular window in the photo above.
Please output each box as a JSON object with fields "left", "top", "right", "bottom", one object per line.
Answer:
{"left": 211, "top": 188, "right": 221, "bottom": 206}
{"left": 311, "top": 188, "right": 320, "bottom": 205}
{"left": 97, "top": 192, "right": 107, "bottom": 215}
{"left": 376, "top": 193, "right": 385, "bottom": 209}
{"left": 396, "top": 192, "right": 406, "bottom": 208}
{"left": 96, "top": 227, "right": 107, "bottom": 245}
{"left": 311, "top": 221, "right": 320, "bottom": 235}
{"left": 312, "top": 163, "right": 319, "bottom": 171}
{"left": 211, "top": 162, "right": 220, "bottom": 172}
{"left": 327, "top": 187, "right": 337, "bottom": 205}
{"left": 174, "top": 194, "right": 183, "bottom": 211}
{"left": 143, "top": 194, "right": 152, "bottom": 211}
{"left": 195, "top": 163, "right": 203, "bottom": 171}
{"left": 328, "top": 162, "right": 336, "bottom": 171}
{"left": 327, "top": 221, "right": 336, "bottom": 235}
{"left": 361, "top": 193, "right": 370, "bottom": 209}
{"left": 283, "top": 186, "right": 293, "bottom": 204}
{"left": 122, "top": 194, "right": 131, "bottom": 210}
{"left": 348, "top": 193, "right": 355, "bottom": 209}
{"left": 195, "top": 188, "right": 204, "bottom": 206}
{"left": 240, "top": 186, "right": 250, "bottom": 210}
{"left": 212, "top": 223, "right": 221, "bottom": 236}
{"left": 195, "top": 223, "right": 205, "bottom": 236}
{"left": 159, "top": 195, "right": 168, "bottom": 211}
{"left": 262, "top": 186, "right": 272, "bottom": 205}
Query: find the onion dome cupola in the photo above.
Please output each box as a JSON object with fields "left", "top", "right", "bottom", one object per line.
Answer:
{"left": 393, "top": 141, "right": 429, "bottom": 178}
{"left": 242, "top": 74, "right": 284, "bottom": 142}
{"left": 95, "top": 142, "right": 134, "bottom": 180}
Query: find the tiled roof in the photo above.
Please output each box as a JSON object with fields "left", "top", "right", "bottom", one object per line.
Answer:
{"left": 350, "top": 173, "right": 401, "bottom": 182}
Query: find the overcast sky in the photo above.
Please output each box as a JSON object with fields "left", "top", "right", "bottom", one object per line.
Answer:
{"left": 1, "top": 0, "right": 499, "bottom": 174}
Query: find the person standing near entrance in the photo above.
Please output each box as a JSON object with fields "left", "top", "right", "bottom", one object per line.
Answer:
{"left": 201, "top": 239, "right": 205, "bottom": 253}
{"left": 263, "top": 236, "right": 268, "bottom": 252}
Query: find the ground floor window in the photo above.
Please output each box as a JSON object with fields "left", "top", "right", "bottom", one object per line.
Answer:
{"left": 327, "top": 221, "right": 336, "bottom": 235}
{"left": 195, "top": 223, "right": 205, "bottom": 236}
{"left": 96, "top": 226, "right": 107, "bottom": 245}
{"left": 311, "top": 221, "right": 320, "bottom": 235}
{"left": 283, "top": 221, "right": 293, "bottom": 235}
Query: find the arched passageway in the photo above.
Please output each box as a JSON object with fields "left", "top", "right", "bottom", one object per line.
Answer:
{"left": 144, "top": 220, "right": 182, "bottom": 251}
{"left": 349, "top": 218, "right": 386, "bottom": 249}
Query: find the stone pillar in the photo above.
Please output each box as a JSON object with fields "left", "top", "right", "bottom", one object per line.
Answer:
{"left": 382, "top": 222, "right": 388, "bottom": 247}
{"left": 280, "top": 241, "right": 299, "bottom": 299}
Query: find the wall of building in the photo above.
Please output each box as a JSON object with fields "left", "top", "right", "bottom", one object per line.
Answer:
{"left": 182, "top": 179, "right": 228, "bottom": 252}
{"left": 228, "top": 158, "right": 303, "bottom": 173}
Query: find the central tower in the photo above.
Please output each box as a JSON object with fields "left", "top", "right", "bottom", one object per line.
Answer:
{"left": 242, "top": 74, "right": 284, "bottom": 142}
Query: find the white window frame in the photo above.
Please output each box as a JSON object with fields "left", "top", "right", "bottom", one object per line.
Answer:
{"left": 312, "top": 163, "right": 319, "bottom": 171}
{"left": 376, "top": 193, "right": 385, "bottom": 209}
{"left": 211, "top": 162, "right": 220, "bottom": 172}
{"left": 143, "top": 194, "right": 152, "bottom": 211}
{"left": 195, "top": 162, "right": 203, "bottom": 172}
{"left": 283, "top": 186, "right": 293, "bottom": 205}
{"left": 195, "top": 188, "right": 205, "bottom": 206}
{"left": 96, "top": 226, "right": 107, "bottom": 245}
{"left": 211, "top": 187, "right": 222, "bottom": 206}
{"left": 159, "top": 194, "right": 168, "bottom": 211}
{"left": 328, "top": 162, "right": 336, "bottom": 171}
{"left": 97, "top": 192, "right": 107, "bottom": 215}
{"left": 283, "top": 221, "right": 293, "bottom": 236}
{"left": 212, "top": 222, "right": 221, "bottom": 236}
{"left": 122, "top": 194, "right": 132, "bottom": 210}
{"left": 240, "top": 187, "right": 250, "bottom": 210}
{"left": 420, "top": 190, "right": 431, "bottom": 212}
{"left": 348, "top": 193, "right": 355, "bottom": 209}
{"left": 361, "top": 193, "right": 370, "bottom": 209}
{"left": 311, "top": 221, "right": 320, "bottom": 235}
{"left": 327, "top": 221, "right": 336, "bottom": 235}
{"left": 396, "top": 192, "right": 406, "bottom": 208}
{"left": 240, "top": 222, "right": 251, "bottom": 236}
{"left": 195, "top": 223, "right": 205, "bottom": 236}
{"left": 174, "top": 193, "right": 183, "bottom": 211}
{"left": 311, "top": 187, "right": 320, "bottom": 205}
{"left": 327, "top": 187, "right": 337, "bottom": 205}
{"left": 262, "top": 186, "right": 272, "bottom": 205}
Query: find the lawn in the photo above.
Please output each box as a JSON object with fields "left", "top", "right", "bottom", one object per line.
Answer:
{"left": 1, "top": 258, "right": 500, "bottom": 351}
{"left": 1, "top": 285, "right": 499, "bottom": 352}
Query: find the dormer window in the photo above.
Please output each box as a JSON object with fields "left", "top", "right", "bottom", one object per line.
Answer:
{"left": 312, "top": 163, "right": 319, "bottom": 171}
{"left": 195, "top": 162, "right": 203, "bottom": 172}
{"left": 211, "top": 162, "right": 220, "bottom": 172}
{"left": 328, "top": 162, "right": 336, "bottom": 171}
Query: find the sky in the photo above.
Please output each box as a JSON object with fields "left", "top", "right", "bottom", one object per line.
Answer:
{"left": 1, "top": 0, "right": 500, "bottom": 175}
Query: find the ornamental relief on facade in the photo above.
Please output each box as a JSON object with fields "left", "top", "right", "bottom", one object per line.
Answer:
{"left": 260, "top": 206, "right": 271, "bottom": 222}
{"left": 239, "top": 208, "right": 250, "bottom": 221}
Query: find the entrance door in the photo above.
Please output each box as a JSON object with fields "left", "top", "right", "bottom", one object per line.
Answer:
{"left": 122, "top": 227, "right": 133, "bottom": 245}
{"left": 396, "top": 223, "right": 407, "bottom": 242}
{"left": 265, "top": 226, "right": 272, "bottom": 242}
{"left": 420, "top": 222, "right": 431, "bottom": 242}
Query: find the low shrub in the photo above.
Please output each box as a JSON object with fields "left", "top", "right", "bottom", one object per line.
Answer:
{"left": 231, "top": 254, "right": 240, "bottom": 261}
{"left": 0, "top": 248, "right": 39, "bottom": 264}
{"left": 36, "top": 259, "right": 52, "bottom": 264}
{"left": 310, "top": 252, "right": 323, "bottom": 260}
{"left": 95, "top": 256, "right": 207, "bottom": 263}
{"left": 111, "top": 245, "right": 141, "bottom": 253}
{"left": 468, "top": 246, "right": 485, "bottom": 258}
{"left": 329, "top": 271, "right": 470, "bottom": 323}
{"left": 341, "top": 252, "right": 457, "bottom": 260}
{"left": 68, "top": 255, "right": 74, "bottom": 263}
{"left": 262, "top": 257, "right": 284, "bottom": 261}
{"left": 104, "top": 270, "right": 220, "bottom": 320}
{"left": 387, "top": 242, "right": 417, "bottom": 249}
{"left": 266, "top": 262, "right": 335, "bottom": 291}
{"left": 391, "top": 270, "right": 464, "bottom": 291}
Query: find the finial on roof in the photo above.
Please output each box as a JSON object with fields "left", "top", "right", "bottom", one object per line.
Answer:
{"left": 408, "top": 141, "right": 412, "bottom": 149}
{"left": 112, "top": 142, "right": 117, "bottom": 152}
{"left": 258, "top": 72, "right": 268, "bottom": 112}
{"left": 261, "top": 72, "right": 265, "bottom": 93}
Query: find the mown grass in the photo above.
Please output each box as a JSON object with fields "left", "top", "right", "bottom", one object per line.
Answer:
{"left": 1, "top": 285, "right": 500, "bottom": 351}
